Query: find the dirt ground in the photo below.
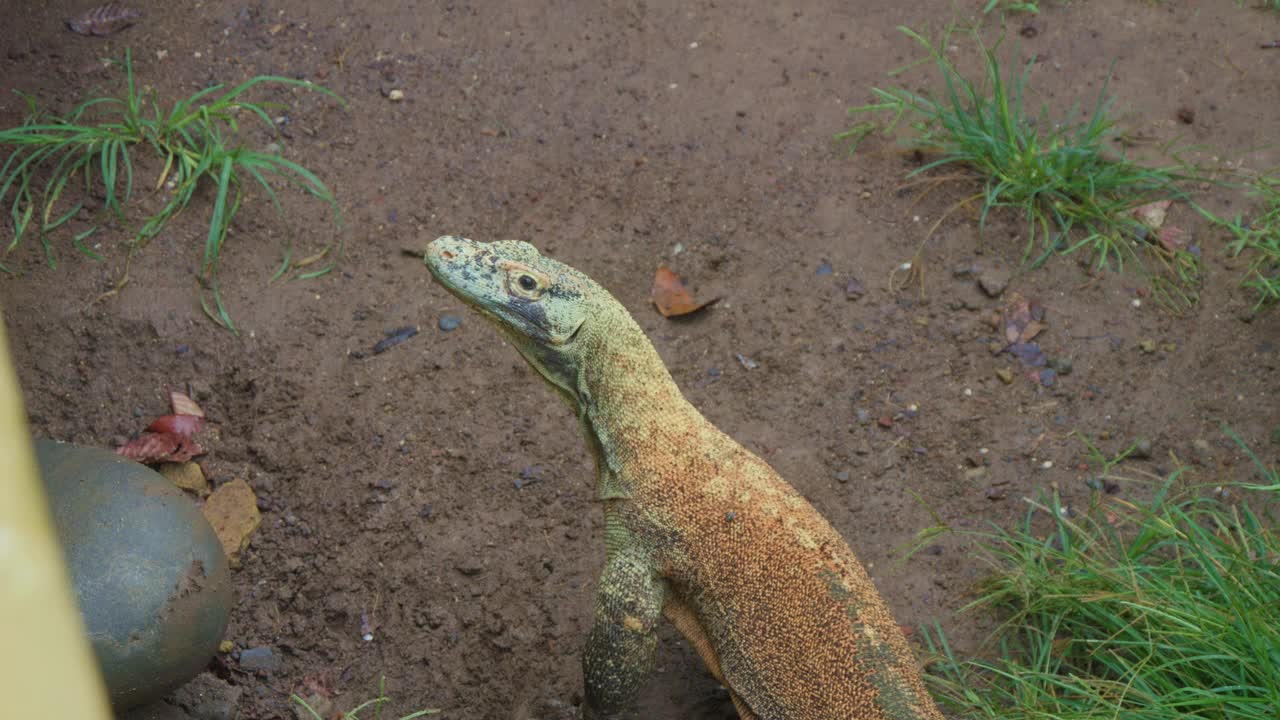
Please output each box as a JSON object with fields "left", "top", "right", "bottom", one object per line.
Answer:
{"left": 3, "top": 1, "right": 1278, "bottom": 718}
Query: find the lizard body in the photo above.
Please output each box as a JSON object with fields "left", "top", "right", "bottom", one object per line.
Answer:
{"left": 425, "top": 236, "right": 942, "bottom": 720}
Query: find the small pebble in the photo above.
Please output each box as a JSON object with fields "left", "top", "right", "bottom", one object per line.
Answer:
{"left": 995, "top": 368, "right": 1014, "bottom": 384}
{"left": 1048, "top": 356, "right": 1073, "bottom": 375}
{"left": 387, "top": 89, "right": 405, "bottom": 101}
{"left": 845, "top": 278, "right": 865, "bottom": 300}
{"left": 1138, "top": 339, "right": 1157, "bottom": 354}
{"left": 877, "top": 416, "right": 893, "bottom": 429}
{"left": 984, "top": 486, "right": 1005, "bottom": 500}
{"left": 707, "top": 367, "right": 722, "bottom": 377}
{"left": 835, "top": 470, "right": 850, "bottom": 483}
{"left": 815, "top": 260, "right": 833, "bottom": 277}
{"left": 1132, "top": 438, "right": 1153, "bottom": 459}
{"left": 855, "top": 408, "right": 871, "bottom": 425}
{"left": 438, "top": 315, "right": 462, "bottom": 332}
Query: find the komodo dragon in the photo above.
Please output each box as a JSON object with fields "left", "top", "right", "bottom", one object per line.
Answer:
{"left": 425, "top": 235, "right": 943, "bottom": 720}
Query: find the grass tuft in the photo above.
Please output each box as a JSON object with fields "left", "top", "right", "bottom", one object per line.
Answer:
{"left": 292, "top": 676, "right": 441, "bottom": 720}
{"left": 983, "top": 0, "right": 1043, "bottom": 14}
{"left": 839, "top": 23, "right": 1202, "bottom": 290}
{"left": 921, "top": 432, "right": 1280, "bottom": 720}
{"left": 1207, "top": 174, "right": 1280, "bottom": 310}
{"left": 0, "top": 49, "right": 344, "bottom": 333}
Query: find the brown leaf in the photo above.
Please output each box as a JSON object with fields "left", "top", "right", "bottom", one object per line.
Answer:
{"left": 651, "top": 265, "right": 718, "bottom": 318}
{"left": 117, "top": 432, "right": 206, "bottom": 464}
{"left": 1156, "top": 225, "right": 1187, "bottom": 252}
{"left": 158, "top": 461, "right": 209, "bottom": 495}
{"left": 67, "top": 2, "right": 141, "bottom": 36}
{"left": 201, "top": 478, "right": 261, "bottom": 568}
{"left": 146, "top": 413, "right": 205, "bottom": 438}
{"left": 170, "top": 391, "right": 205, "bottom": 418}
{"left": 1019, "top": 320, "right": 1046, "bottom": 344}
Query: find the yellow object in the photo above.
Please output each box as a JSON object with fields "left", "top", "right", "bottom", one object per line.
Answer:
{"left": 0, "top": 317, "right": 110, "bottom": 718}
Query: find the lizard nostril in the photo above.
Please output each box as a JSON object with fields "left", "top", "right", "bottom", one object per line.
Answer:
{"left": 439, "top": 249, "right": 455, "bottom": 260}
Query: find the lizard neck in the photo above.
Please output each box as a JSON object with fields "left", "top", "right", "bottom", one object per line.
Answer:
{"left": 571, "top": 317, "right": 696, "bottom": 502}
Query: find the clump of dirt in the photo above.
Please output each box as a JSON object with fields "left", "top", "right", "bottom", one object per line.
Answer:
{"left": 2, "top": 1, "right": 1277, "bottom": 718}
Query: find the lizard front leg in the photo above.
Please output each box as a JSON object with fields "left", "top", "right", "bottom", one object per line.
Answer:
{"left": 581, "top": 546, "right": 667, "bottom": 719}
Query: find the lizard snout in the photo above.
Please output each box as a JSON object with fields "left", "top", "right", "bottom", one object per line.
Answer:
{"left": 425, "top": 235, "right": 471, "bottom": 277}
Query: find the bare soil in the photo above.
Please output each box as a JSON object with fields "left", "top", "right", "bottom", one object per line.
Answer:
{"left": 3, "top": 1, "right": 1278, "bottom": 718}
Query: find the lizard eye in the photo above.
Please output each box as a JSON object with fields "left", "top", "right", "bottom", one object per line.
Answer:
{"left": 505, "top": 266, "right": 548, "bottom": 299}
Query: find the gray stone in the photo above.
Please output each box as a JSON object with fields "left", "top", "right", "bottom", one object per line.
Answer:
{"left": 438, "top": 314, "right": 462, "bottom": 332}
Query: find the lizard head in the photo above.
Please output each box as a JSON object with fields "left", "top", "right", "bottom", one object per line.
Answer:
{"left": 425, "top": 235, "right": 594, "bottom": 393}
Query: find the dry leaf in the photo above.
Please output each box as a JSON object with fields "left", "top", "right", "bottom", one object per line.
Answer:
{"left": 158, "top": 461, "right": 209, "bottom": 495}
{"left": 146, "top": 413, "right": 205, "bottom": 438}
{"left": 170, "top": 391, "right": 204, "bottom": 418}
{"left": 67, "top": 2, "right": 141, "bottom": 36}
{"left": 201, "top": 478, "right": 261, "bottom": 568}
{"left": 117, "top": 432, "right": 205, "bottom": 463}
{"left": 1156, "top": 225, "right": 1187, "bottom": 252}
{"left": 1132, "top": 200, "right": 1171, "bottom": 229}
{"left": 651, "top": 265, "right": 718, "bottom": 318}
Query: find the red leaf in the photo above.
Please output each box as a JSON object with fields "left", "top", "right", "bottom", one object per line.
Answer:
{"left": 117, "top": 432, "right": 206, "bottom": 464}
{"left": 146, "top": 413, "right": 205, "bottom": 438}
{"left": 170, "top": 391, "right": 205, "bottom": 418}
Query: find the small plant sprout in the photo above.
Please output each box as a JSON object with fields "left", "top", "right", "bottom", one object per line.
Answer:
{"left": 0, "top": 48, "right": 345, "bottom": 332}
{"left": 291, "top": 676, "right": 440, "bottom": 720}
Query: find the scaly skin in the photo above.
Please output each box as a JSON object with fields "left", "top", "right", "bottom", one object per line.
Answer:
{"left": 425, "top": 236, "right": 943, "bottom": 720}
